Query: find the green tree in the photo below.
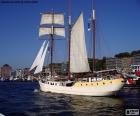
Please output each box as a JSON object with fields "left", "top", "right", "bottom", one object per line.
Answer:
{"left": 115, "top": 52, "right": 131, "bottom": 58}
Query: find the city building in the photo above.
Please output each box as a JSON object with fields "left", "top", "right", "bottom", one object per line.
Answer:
{"left": 1, "top": 64, "right": 12, "bottom": 77}
{"left": 49, "top": 63, "right": 62, "bottom": 75}
{"left": 106, "top": 57, "right": 132, "bottom": 71}
{"left": 106, "top": 58, "right": 116, "bottom": 69}
{"left": 61, "top": 62, "right": 68, "bottom": 74}
{"left": 23, "top": 68, "right": 30, "bottom": 77}
{"left": 121, "top": 57, "right": 132, "bottom": 71}
{"left": 15, "top": 69, "right": 24, "bottom": 78}
{"left": 41, "top": 66, "right": 50, "bottom": 77}
{"left": 132, "top": 54, "right": 140, "bottom": 65}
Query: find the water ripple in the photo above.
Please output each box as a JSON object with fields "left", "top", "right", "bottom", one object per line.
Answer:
{"left": 0, "top": 82, "right": 139, "bottom": 116}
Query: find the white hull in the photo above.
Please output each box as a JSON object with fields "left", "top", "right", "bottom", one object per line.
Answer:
{"left": 39, "top": 78, "right": 124, "bottom": 96}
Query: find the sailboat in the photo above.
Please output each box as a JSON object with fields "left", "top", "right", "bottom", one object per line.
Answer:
{"left": 30, "top": 5, "right": 124, "bottom": 96}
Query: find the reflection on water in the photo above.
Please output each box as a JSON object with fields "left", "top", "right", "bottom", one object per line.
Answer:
{"left": 31, "top": 91, "right": 124, "bottom": 116}
{"left": 0, "top": 82, "right": 139, "bottom": 116}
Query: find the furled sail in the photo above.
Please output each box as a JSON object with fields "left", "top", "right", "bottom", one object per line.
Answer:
{"left": 40, "top": 13, "right": 64, "bottom": 25}
{"left": 70, "top": 13, "right": 90, "bottom": 73}
{"left": 39, "top": 27, "right": 65, "bottom": 37}
{"left": 34, "top": 41, "right": 49, "bottom": 74}
{"left": 30, "top": 41, "right": 46, "bottom": 71}
{"left": 92, "top": 9, "right": 95, "bottom": 20}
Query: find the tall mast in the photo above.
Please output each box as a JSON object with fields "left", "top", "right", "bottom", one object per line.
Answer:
{"left": 39, "top": 11, "right": 65, "bottom": 77}
{"left": 50, "top": 10, "right": 54, "bottom": 77}
{"left": 68, "top": 0, "right": 71, "bottom": 80}
{"left": 50, "top": 34, "right": 54, "bottom": 77}
{"left": 92, "top": 0, "right": 96, "bottom": 72}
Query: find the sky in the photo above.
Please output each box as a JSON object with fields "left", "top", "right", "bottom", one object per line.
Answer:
{"left": 0, "top": 0, "right": 140, "bottom": 69}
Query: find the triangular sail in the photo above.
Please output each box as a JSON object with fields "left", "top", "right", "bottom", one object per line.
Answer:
{"left": 30, "top": 41, "right": 46, "bottom": 71}
{"left": 70, "top": 13, "right": 90, "bottom": 73}
{"left": 34, "top": 41, "right": 49, "bottom": 74}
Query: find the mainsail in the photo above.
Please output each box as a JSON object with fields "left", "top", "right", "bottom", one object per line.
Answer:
{"left": 30, "top": 41, "right": 46, "bottom": 71}
{"left": 34, "top": 41, "right": 49, "bottom": 74}
{"left": 70, "top": 13, "right": 90, "bottom": 73}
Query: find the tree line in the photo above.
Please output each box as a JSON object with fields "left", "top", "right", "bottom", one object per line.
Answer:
{"left": 115, "top": 49, "right": 140, "bottom": 58}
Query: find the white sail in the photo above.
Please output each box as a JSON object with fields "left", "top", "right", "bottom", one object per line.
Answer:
{"left": 34, "top": 41, "right": 49, "bottom": 74}
{"left": 54, "top": 28, "right": 65, "bottom": 37}
{"left": 30, "top": 41, "right": 46, "bottom": 71}
{"left": 39, "top": 27, "right": 65, "bottom": 37}
{"left": 70, "top": 13, "right": 90, "bottom": 73}
{"left": 92, "top": 10, "right": 95, "bottom": 20}
{"left": 54, "top": 14, "right": 64, "bottom": 25}
{"left": 39, "top": 27, "right": 52, "bottom": 37}
{"left": 40, "top": 13, "right": 64, "bottom": 25}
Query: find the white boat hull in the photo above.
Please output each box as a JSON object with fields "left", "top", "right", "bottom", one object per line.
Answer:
{"left": 39, "top": 78, "right": 124, "bottom": 96}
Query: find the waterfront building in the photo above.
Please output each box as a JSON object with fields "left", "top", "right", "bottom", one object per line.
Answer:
{"left": 11, "top": 71, "right": 16, "bottom": 78}
{"left": 15, "top": 69, "right": 24, "bottom": 78}
{"left": 121, "top": 57, "right": 132, "bottom": 71}
{"left": 61, "top": 62, "right": 68, "bottom": 75}
{"left": 1, "top": 64, "right": 12, "bottom": 78}
{"left": 106, "top": 58, "right": 116, "bottom": 69}
{"left": 132, "top": 54, "right": 140, "bottom": 65}
{"left": 106, "top": 57, "right": 132, "bottom": 71}
{"left": 116, "top": 58, "right": 122, "bottom": 69}
{"left": 41, "top": 66, "right": 50, "bottom": 77}
{"left": 23, "top": 68, "right": 30, "bottom": 77}
{"left": 49, "top": 63, "right": 62, "bottom": 75}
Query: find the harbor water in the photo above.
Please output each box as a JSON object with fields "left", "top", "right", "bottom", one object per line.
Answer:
{"left": 0, "top": 82, "right": 140, "bottom": 116}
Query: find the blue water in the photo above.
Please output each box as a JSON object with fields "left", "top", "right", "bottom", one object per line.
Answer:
{"left": 0, "top": 82, "right": 140, "bottom": 116}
